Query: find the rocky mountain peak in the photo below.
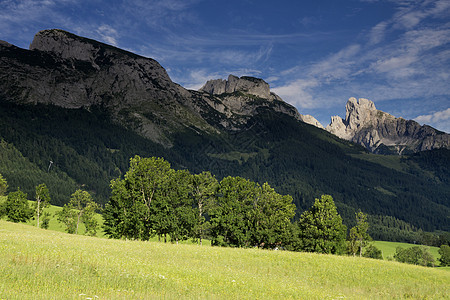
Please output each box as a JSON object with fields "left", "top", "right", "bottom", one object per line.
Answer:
{"left": 345, "top": 97, "right": 378, "bottom": 130}
{"left": 199, "top": 74, "right": 282, "bottom": 101}
{"left": 326, "top": 97, "right": 449, "bottom": 154}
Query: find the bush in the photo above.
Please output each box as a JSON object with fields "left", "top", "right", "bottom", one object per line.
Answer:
{"left": 363, "top": 244, "right": 383, "bottom": 259}
{"left": 438, "top": 245, "right": 450, "bottom": 266}
{"left": 4, "top": 188, "right": 33, "bottom": 223}
{"left": 394, "top": 246, "right": 435, "bottom": 267}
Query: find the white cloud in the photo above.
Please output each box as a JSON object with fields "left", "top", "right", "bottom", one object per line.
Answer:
{"left": 272, "top": 79, "right": 320, "bottom": 109}
{"left": 310, "top": 44, "right": 361, "bottom": 81}
{"left": 96, "top": 25, "right": 118, "bottom": 46}
{"left": 368, "top": 21, "right": 388, "bottom": 45}
{"left": 415, "top": 108, "right": 450, "bottom": 133}
{"left": 415, "top": 108, "right": 450, "bottom": 123}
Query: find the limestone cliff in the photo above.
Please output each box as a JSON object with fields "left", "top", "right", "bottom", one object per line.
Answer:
{"left": 0, "top": 29, "right": 322, "bottom": 147}
{"left": 199, "top": 75, "right": 324, "bottom": 129}
{"left": 326, "top": 97, "right": 449, "bottom": 154}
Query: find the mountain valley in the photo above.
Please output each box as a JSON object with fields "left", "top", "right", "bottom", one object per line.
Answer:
{"left": 0, "top": 29, "right": 449, "bottom": 241}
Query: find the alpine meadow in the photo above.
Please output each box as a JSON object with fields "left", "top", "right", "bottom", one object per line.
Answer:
{"left": 0, "top": 27, "right": 449, "bottom": 299}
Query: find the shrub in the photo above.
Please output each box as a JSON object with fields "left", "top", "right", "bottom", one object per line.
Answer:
{"left": 363, "top": 244, "right": 383, "bottom": 259}
{"left": 438, "top": 245, "right": 450, "bottom": 266}
{"left": 394, "top": 246, "right": 435, "bottom": 267}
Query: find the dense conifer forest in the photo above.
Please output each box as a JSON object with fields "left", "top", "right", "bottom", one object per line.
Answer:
{"left": 0, "top": 100, "right": 448, "bottom": 243}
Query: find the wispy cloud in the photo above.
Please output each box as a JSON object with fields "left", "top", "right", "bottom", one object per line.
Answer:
{"left": 415, "top": 108, "right": 450, "bottom": 133}
{"left": 273, "top": 0, "right": 450, "bottom": 117}
{"left": 96, "top": 25, "right": 118, "bottom": 46}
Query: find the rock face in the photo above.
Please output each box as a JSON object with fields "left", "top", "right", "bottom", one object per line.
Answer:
{"left": 326, "top": 97, "right": 450, "bottom": 154}
{"left": 199, "top": 75, "right": 324, "bottom": 128}
{"left": 200, "top": 75, "right": 282, "bottom": 101}
{"left": 0, "top": 29, "right": 322, "bottom": 146}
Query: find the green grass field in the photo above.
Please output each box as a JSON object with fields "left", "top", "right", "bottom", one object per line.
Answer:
{"left": 23, "top": 201, "right": 105, "bottom": 237}
{"left": 1, "top": 220, "right": 449, "bottom": 299}
{"left": 373, "top": 240, "right": 440, "bottom": 261}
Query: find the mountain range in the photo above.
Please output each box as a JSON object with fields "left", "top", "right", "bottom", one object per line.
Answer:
{"left": 0, "top": 29, "right": 449, "bottom": 240}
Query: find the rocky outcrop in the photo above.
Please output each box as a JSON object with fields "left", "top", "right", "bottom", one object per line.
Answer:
{"left": 0, "top": 29, "right": 216, "bottom": 146}
{"left": 0, "top": 29, "right": 324, "bottom": 147}
{"left": 326, "top": 97, "right": 450, "bottom": 154}
{"left": 200, "top": 74, "right": 282, "bottom": 101}
{"left": 299, "top": 114, "right": 324, "bottom": 129}
{"left": 199, "top": 75, "right": 325, "bottom": 128}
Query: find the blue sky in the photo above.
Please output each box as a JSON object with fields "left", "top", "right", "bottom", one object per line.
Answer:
{"left": 1, "top": 0, "right": 449, "bottom": 132}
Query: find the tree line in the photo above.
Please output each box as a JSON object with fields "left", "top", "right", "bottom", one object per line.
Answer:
{"left": 2, "top": 156, "right": 448, "bottom": 267}
{"left": 102, "top": 156, "right": 370, "bottom": 255}
{"left": 1, "top": 101, "right": 448, "bottom": 242}
{"left": 0, "top": 172, "right": 99, "bottom": 235}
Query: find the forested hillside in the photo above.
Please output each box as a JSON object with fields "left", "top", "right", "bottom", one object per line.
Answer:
{"left": 0, "top": 100, "right": 448, "bottom": 242}
{"left": 0, "top": 29, "right": 448, "bottom": 243}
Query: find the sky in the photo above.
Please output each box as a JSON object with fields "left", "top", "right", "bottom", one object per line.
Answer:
{"left": 1, "top": 0, "right": 449, "bottom": 132}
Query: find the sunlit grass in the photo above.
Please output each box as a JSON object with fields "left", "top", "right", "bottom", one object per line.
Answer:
{"left": 1, "top": 220, "right": 449, "bottom": 299}
{"left": 373, "top": 240, "right": 441, "bottom": 262}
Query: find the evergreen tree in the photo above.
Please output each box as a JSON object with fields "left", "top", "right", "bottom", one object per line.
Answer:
{"left": 4, "top": 188, "right": 32, "bottom": 223}
{"left": 297, "top": 195, "right": 347, "bottom": 254}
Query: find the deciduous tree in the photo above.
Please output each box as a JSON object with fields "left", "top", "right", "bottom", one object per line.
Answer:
{"left": 250, "top": 183, "right": 296, "bottom": 249}
{"left": 34, "top": 183, "right": 51, "bottom": 228}
{"left": 363, "top": 244, "right": 382, "bottom": 259}
{"left": 348, "top": 211, "right": 371, "bottom": 256}
{"left": 394, "top": 246, "right": 435, "bottom": 267}
{"left": 210, "top": 176, "right": 259, "bottom": 247}
{"left": 191, "top": 171, "right": 218, "bottom": 245}
{"left": 58, "top": 189, "right": 99, "bottom": 235}
{"left": 104, "top": 156, "right": 185, "bottom": 241}
{"left": 4, "top": 188, "right": 32, "bottom": 223}
{"left": 0, "top": 173, "right": 7, "bottom": 196}
{"left": 438, "top": 245, "right": 450, "bottom": 266}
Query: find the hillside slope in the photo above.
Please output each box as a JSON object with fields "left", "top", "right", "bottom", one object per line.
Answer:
{"left": 1, "top": 220, "right": 448, "bottom": 299}
{"left": 0, "top": 29, "right": 449, "bottom": 237}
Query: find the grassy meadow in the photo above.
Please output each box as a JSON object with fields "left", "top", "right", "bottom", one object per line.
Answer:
{"left": 23, "top": 201, "right": 105, "bottom": 237}
{"left": 1, "top": 220, "right": 449, "bottom": 299}
{"left": 373, "top": 240, "right": 440, "bottom": 261}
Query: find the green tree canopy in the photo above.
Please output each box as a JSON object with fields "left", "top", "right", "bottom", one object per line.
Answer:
{"left": 363, "top": 244, "right": 382, "bottom": 259}
{"left": 0, "top": 173, "right": 7, "bottom": 196}
{"left": 348, "top": 211, "right": 371, "bottom": 256}
{"left": 210, "top": 177, "right": 295, "bottom": 248}
{"left": 394, "top": 246, "right": 435, "bottom": 267}
{"left": 103, "top": 156, "right": 194, "bottom": 241}
{"left": 297, "top": 195, "right": 347, "bottom": 254}
{"left": 57, "top": 189, "right": 99, "bottom": 235}
{"left": 438, "top": 245, "right": 450, "bottom": 266}
{"left": 191, "top": 171, "right": 218, "bottom": 245}
{"left": 4, "top": 188, "right": 32, "bottom": 223}
{"left": 34, "top": 183, "right": 51, "bottom": 228}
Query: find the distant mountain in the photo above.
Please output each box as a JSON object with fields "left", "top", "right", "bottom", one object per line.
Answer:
{"left": 0, "top": 29, "right": 449, "bottom": 240}
{"left": 326, "top": 97, "right": 449, "bottom": 154}
{"left": 199, "top": 75, "right": 324, "bottom": 129}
